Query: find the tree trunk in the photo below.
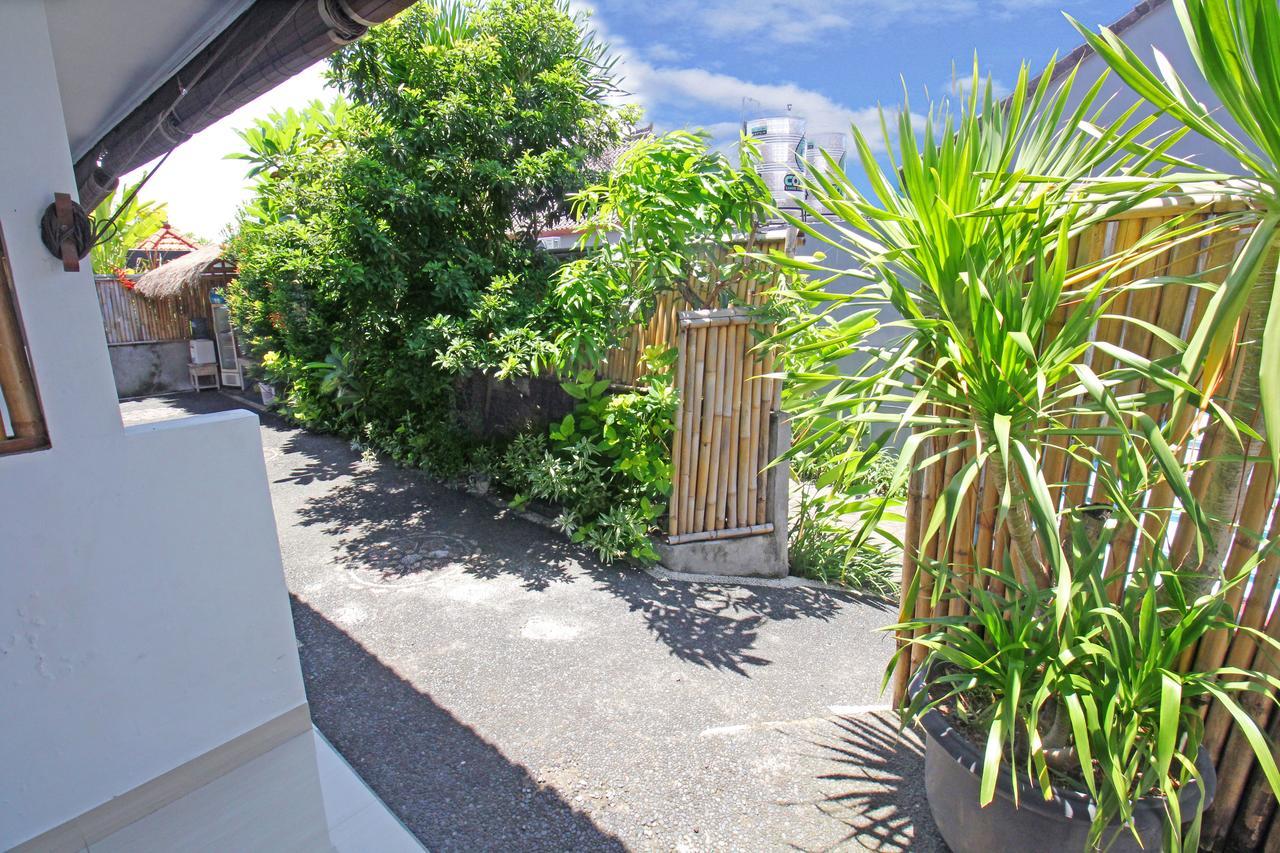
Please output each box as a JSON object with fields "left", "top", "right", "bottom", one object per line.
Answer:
{"left": 1187, "top": 239, "right": 1277, "bottom": 589}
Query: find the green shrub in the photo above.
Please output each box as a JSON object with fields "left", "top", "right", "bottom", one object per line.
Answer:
{"left": 504, "top": 361, "right": 676, "bottom": 564}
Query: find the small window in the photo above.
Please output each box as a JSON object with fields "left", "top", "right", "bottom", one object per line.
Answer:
{"left": 0, "top": 223, "right": 48, "bottom": 453}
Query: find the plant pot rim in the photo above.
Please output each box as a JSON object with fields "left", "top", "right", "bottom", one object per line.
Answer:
{"left": 907, "top": 663, "right": 1216, "bottom": 822}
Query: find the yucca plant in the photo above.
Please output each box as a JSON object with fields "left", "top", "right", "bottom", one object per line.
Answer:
{"left": 761, "top": 56, "right": 1279, "bottom": 851}
{"left": 767, "top": 59, "right": 1202, "bottom": 599}
{"left": 895, "top": 529, "right": 1280, "bottom": 851}
{"left": 1070, "top": 1, "right": 1280, "bottom": 590}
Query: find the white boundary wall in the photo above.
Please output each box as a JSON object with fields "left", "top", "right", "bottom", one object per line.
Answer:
{"left": 0, "top": 3, "right": 308, "bottom": 846}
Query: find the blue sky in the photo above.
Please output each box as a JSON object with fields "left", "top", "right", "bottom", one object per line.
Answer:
{"left": 588, "top": 0, "right": 1138, "bottom": 140}
{"left": 129, "top": 0, "right": 1143, "bottom": 240}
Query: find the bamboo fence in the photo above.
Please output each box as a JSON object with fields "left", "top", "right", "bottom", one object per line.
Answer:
{"left": 892, "top": 196, "right": 1280, "bottom": 849}
{"left": 94, "top": 267, "right": 232, "bottom": 345}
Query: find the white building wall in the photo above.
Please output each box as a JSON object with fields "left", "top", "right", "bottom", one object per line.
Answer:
{"left": 1056, "top": 1, "right": 1249, "bottom": 174}
{"left": 0, "top": 2, "right": 308, "bottom": 846}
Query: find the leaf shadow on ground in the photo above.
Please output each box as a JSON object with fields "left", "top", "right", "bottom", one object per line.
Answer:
{"left": 283, "top": 424, "right": 890, "bottom": 675}
{"left": 781, "top": 711, "right": 944, "bottom": 853}
{"left": 291, "top": 595, "right": 627, "bottom": 852}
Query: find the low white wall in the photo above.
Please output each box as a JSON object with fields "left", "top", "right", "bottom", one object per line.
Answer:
{"left": 0, "top": 3, "right": 308, "bottom": 846}
{"left": 0, "top": 411, "right": 308, "bottom": 847}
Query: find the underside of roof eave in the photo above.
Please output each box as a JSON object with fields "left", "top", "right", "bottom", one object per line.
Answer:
{"left": 74, "top": 0, "right": 418, "bottom": 212}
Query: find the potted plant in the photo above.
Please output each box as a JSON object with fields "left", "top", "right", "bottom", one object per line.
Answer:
{"left": 765, "top": 57, "right": 1280, "bottom": 850}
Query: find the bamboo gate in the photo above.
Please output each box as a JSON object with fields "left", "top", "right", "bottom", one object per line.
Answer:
{"left": 600, "top": 256, "right": 783, "bottom": 544}
{"left": 893, "top": 195, "right": 1280, "bottom": 850}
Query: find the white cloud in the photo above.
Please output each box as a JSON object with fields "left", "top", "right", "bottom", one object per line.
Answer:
{"left": 644, "top": 42, "right": 684, "bottom": 63}
{"left": 120, "top": 62, "right": 333, "bottom": 241}
{"left": 610, "top": 0, "right": 1060, "bottom": 47}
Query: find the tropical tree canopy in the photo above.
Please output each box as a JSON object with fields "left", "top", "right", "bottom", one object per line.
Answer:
{"left": 89, "top": 174, "right": 167, "bottom": 273}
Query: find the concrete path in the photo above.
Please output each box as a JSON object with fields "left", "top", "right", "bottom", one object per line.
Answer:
{"left": 121, "top": 393, "right": 943, "bottom": 852}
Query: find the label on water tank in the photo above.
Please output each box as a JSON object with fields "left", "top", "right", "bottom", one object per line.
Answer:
{"left": 783, "top": 174, "right": 802, "bottom": 190}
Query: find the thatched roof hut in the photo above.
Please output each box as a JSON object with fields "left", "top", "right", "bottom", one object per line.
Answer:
{"left": 133, "top": 245, "right": 227, "bottom": 300}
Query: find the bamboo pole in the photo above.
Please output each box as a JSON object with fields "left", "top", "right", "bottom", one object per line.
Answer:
{"left": 723, "top": 321, "right": 747, "bottom": 530}
{"left": 745, "top": 338, "right": 765, "bottom": 526}
{"left": 1203, "top": 604, "right": 1280, "bottom": 846}
{"left": 701, "top": 323, "right": 729, "bottom": 532}
{"left": 735, "top": 327, "right": 755, "bottom": 527}
{"left": 684, "top": 324, "right": 709, "bottom": 535}
{"left": 893, "top": 461, "right": 926, "bottom": 705}
{"left": 755, "top": 340, "right": 777, "bottom": 524}
{"left": 668, "top": 326, "right": 688, "bottom": 537}
{"left": 1203, "top": 508, "right": 1280, "bottom": 764}
{"left": 0, "top": 250, "right": 44, "bottom": 443}
{"left": 1229, "top": 704, "right": 1280, "bottom": 851}
{"left": 667, "top": 523, "right": 774, "bottom": 545}
{"left": 713, "top": 321, "right": 742, "bottom": 530}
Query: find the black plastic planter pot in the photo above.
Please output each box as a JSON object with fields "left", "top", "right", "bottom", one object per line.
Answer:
{"left": 908, "top": 668, "right": 1216, "bottom": 853}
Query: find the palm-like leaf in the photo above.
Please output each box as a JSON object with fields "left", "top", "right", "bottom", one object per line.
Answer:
{"left": 1070, "top": 0, "right": 1280, "bottom": 469}
{"left": 766, "top": 59, "right": 1205, "bottom": 600}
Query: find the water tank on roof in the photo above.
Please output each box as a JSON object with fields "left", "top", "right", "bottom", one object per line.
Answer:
{"left": 744, "top": 115, "right": 807, "bottom": 215}
{"left": 804, "top": 132, "right": 848, "bottom": 214}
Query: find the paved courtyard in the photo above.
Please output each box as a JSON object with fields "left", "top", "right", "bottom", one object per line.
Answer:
{"left": 121, "top": 393, "right": 943, "bottom": 852}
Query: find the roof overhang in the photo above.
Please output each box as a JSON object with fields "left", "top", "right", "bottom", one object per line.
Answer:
{"left": 54, "top": 0, "right": 416, "bottom": 212}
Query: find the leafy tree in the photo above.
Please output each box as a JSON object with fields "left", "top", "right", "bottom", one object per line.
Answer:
{"left": 227, "top": 0, "right": 629, "bottom": 439}
{"left": 89, "top": 174, "right": 167, "bottom": 273}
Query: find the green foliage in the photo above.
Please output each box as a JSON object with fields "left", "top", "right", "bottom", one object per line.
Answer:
{"left": 1070, "top": 0, "right": 1280, "bottom": 470}
{"left": 89, "top": 174, "right": 167, "bottom": 272}
{"left": 554, "top": 130, "right": 773, "bottom": 367}
{"left": 895, "top": 532, "right": 1280, "bottom": 851}
{"left": 506, "top": 359, "right": 676, "bottom": 564}
{"left": 789, "top": 482, "right": 899, "bottom": 596}
{"left": 759, "top": 54, "right": 1280, "bottom": 848}
{"left": 226, "top": 0, "right": 628, "bottom": 462}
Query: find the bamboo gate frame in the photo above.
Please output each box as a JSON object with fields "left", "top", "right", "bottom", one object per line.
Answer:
{"left": 893, "top": 196, "right": 1280, "bottom": 850}
{"left": 599, "top": 248, "right": 783, "bottom": 544}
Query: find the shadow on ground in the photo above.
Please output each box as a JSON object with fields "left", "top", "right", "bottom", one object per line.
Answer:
{"left": 790, "top": 712, "right": 943, "bottom": 852}
{"left": 292, "top": 595, "right": 626, "bottom": 852}
{"left": 285, "top": 427, "right": 891, "bottom": 675}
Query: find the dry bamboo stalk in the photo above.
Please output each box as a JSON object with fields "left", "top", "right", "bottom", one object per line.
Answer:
{"left": 667, "top": 522, "right": 773, "bottom": 545}
{"left": 689, "top": 325, "right": 716, "bottom": 534}
{"left": 948, "top": 442, "right": 978, "bottom": 617}
{"left": 1203, "top": 607, "right": 1280, "bottom": 847}
{"left": 1191, "top": 462, "right": 1275, "bottom": 674}
{"left": 1101, "top": 274, "right": 1167, "bottom": 594}
{"left": 1203, "top": 508, "right": 1280, "bottom": 763}
{"left": 678, "top": 328, "right": 699, "bottom": 534}
{"left": 668, "top": 327, "right": 688, "bottom": 537}
{"left": 702, "top": 324, "right": 730, "bottom": 532}
{"left": 973, "top": 460, "right": 1000, "bottom": 593}
{"left": 1087, "top": 217, "right": 1147, "bottom": 507}
{"left": 1228, "top": 703, "right": 1280, "bottom": 851}
{"left": 1055, "top": 220, "right": 1113, "bottom": 533}
{"left": 735, "top": 326, "right": 755, "bottom": 526}
{"left": 724, "top": 322, "right": 747, "bottom": 530}
{"left": 0, "top": 251, "right": 44, "bottom": 442}
{"left": 715, "top": 321, "right": 743, "bottom": 530}
{"left": 893, "top": 463, "right": 927, "bottom": 705}
{"left": 913, "top": 430, "right": 962, "bottom": 668}
{"left": 682, "top": 325, "right": 706, "bottom": 534}
{"left": 745, "top": 340, "right": 765, "bottom": 526}
{"left": 755, "top": 340, "right": 777, "bottom": 524}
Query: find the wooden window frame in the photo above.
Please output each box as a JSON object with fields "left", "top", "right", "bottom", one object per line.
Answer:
{"left": 0, "top": 223, "right": 48, "bottom": 454}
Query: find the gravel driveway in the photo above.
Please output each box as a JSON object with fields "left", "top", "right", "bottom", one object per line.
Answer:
{"left": 121, "top": 392, "right": 943, "bottom": 852}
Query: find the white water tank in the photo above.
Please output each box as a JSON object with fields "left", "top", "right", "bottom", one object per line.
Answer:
{"left": 804, "top": 132, "right": 848, "bottom": 214}
{"left": 744, "top": 115, "right": 807, "bottom": 214}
